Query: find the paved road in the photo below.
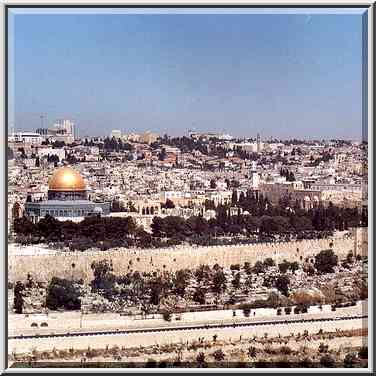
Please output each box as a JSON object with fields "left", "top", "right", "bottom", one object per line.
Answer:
{"left": 9, "top": 300, "right": 367, "bottom": 338}
{"left": 9, "top": 313, "right": 368, "bottom": 340}
{"left": 9, "top": 315, "right": 368, "bottom": 355}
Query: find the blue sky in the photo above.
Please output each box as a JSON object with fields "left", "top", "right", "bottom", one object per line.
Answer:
{"left": 8, "top": 8, "right": 367, "bottom": 139}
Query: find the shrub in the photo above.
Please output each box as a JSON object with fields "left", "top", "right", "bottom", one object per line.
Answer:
{"left": 284, "top": 307, "right": 291, "bottom": 315}
{"left": 300, "top": 357, "right": 314, "bottom": 367}
{"left": 196, "top": 352, "right": 206, "bottom": 364}
{"left": 279, "top": 346, "right": 292, "bottom": 355}
{"left": 358, "top": 346, "right": 368, "bottom": 359}
{"left": 212, "top": 349, "right": 225, "bottom": 361}
{"left": 243, "top": 307, "right": 251, "bottom": 317}
{"left": 146, "top": 358, "right": 157, "bottom": 368}
{"left": 344, "top": 353, "right": 358, "bottom": 368}
{"left": 248, "top": 347, "right": 257, "bottom": 358}
{"left": 320, "top": 354, "right": 336, "bottom": 368}
{"left": 318, "top": 343, "right": 329, "bottom": 353}
{"left": 162, "top": 311, "right": 172, "bottom": 322}
{"left": 158, "top": 360, "right": 167, "bottom": 368}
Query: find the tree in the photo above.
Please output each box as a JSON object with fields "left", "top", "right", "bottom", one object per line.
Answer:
{"left": 174, "top": 269, "right": 190, "bottom": 297}
{"left": 164, "top": 199, "right": 175, "bottom": 209}
{"left": 232, "top": 272, "right": 241, "bottom": 289}
{"left": 274, "top": 275, "right": 290, "bottom": 296}
{"left": 13, "top": 216, "right": 36, "bottom": 236}
{"left": 278, "top": 260, "right": 291, "bottom": 274}
{"left": 193, "top": 288, "right": 206, "bottom": 304}
{"left": 231, "top": 190, "right": 238, "bottom": 205}
{"left": 149, "top": 277, "right": 165, "bottom": 305}
{"left": 263, "top": 258, "right": 275, "bottom": 268}
{"left": 187, "top": 216, "right": 209, "bottom": 236}
{"left": 90, "top": 259, "right": 116, "bottom": 293}
{"left": 158, "top": 148, "right": 167, "bottom": 161}
{"left": 212, "top": 269, "right": 227, "bottom": 293}
{"left": 253, "top": 261, "right": 265, "bottom": 274}
{"left": 13, "top": 281, "right": 25, "bottom": 314}
{"left": 290, "top": 261, "right": 300, "bottom": 273}
{"left": 46, "top": 277, "right": 81, "bottom": 310}
{"left": 314, "top": 249, "right": 338, "bottom": 274}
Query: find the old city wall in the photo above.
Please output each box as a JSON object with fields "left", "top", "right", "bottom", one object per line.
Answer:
{"left": 8, "top": 232, "right": 366, "bottom": 284}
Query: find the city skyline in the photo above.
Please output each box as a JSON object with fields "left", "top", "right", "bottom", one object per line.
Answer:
{"left": 8, "top": 8, "right": 365, "bottom": 140}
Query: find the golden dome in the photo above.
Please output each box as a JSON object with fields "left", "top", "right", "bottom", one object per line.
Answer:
{"left": 48, "top": 167, "right": 86, "bottom": 191}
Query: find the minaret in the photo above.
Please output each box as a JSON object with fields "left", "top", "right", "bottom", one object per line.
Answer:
{"left": 250, "top": 161, "right": 260, "bottom": 189}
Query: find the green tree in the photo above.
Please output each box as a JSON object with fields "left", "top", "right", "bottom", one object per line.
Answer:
{"left": 314, "top": 249, "right": 338, "bottom": 274}
{"left": 13, "top": 281, "right": 25, "bottom": 314}
{"left": 253, "top": 261, "right": 265, "bottom": 274}
{"left": 212, "top": 269, "right": 227, "bottom": 293}
{"left": 263, "top": 258, "right": 275, "bottom": 268}
{"left": 278, "top": 260, "right": 291, "bottom": 274}
{"left": 232, "top": 272, "right": 241, "bottom": 289}
{"left": 174, "top": 269, "right": 190, "bottom": 297}
{"left": 46, "top": 277, "right": 81, "bottom": 310}
{"left": 90, "top": 259, "right": 116, "bottom": 293}
{"left": 193, "top": 288, "right": 206, "bottom": 304}
{"left": 274, "top": 275, "right": 290, "bottom": 297}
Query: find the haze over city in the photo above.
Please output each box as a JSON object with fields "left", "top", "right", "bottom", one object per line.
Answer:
{"left": 8, "top": 8, "right": 365, "bottom": 140}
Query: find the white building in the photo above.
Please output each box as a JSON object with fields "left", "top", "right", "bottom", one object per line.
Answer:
{"left": 36, "top": 146, "right": 66, "bottom": 161}
{"left": 53, "top": 119, "right": 75, "bottom": 138}
{"left": 9, "top": 132, "right": 43, "bottom": 145}
{"left": 110, "top": 130, "right": 122, "bottom": 139}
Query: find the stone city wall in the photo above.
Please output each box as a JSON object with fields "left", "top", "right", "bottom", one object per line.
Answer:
{"left": 8, "top": 232, "right": 366, "bottom": 284}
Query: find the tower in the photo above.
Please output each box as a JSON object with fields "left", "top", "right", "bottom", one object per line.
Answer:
{"left": 256, "top": 133, "right": 261, "bottom": 153}
{"left": 250, "top": 161, "right": 260, "bottom": 189}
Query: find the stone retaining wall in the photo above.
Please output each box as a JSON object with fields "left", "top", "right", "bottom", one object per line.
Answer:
{"left": 8, "top": 232, "right": 366, "bottom": 283}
